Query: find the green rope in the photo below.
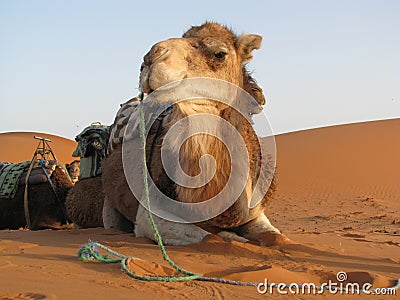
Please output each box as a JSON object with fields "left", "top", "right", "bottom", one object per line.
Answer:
{"left": 77, "top": 240, "right": 260, "bottom": 285}
{"left": 78, "top": 95, "right": 201, "bottom": 282}
{"left": 136, "top": 95, "right": 202, "bottom": 281}
{"left": 77, "top": 241, "right": 122, "bottom": 263}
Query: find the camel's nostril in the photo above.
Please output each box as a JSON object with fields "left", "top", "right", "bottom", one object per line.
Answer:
{"left": 153, "top": 45, "right": 166, "bottom": 55}
{"left": 151, "top": 45, "right": 170, "bottom": 64}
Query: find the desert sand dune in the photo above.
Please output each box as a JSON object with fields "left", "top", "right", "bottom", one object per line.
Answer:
{"left": 270, "top": 118, "right": 399, "bottom": 239}
{"left": 0, "top": 132, "right": 77, "bottom": 164}
{"left": 0, "top": 119, "right": 399, "bottom": 299}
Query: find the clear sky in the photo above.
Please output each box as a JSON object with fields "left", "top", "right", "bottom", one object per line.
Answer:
{"left": 1, "top": 0, "right": 399, "bottom": 139}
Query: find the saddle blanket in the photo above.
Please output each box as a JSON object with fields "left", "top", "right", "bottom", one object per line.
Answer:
{"left": 0, "top": 161, "right": 30, "bottom": 198}
{"left": 18, "top": 160, "right": 69, "bottom": 186}
{"left": 0, "top": 160, "right": 70, "bottom": 199}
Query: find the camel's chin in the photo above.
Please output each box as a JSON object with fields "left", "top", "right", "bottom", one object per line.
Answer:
{"left": 141, "top": 87, "right": 152, "bottom": 94}
{"left": 145, "top": 88, "right": 154, "bottom": 95}
{"left": 149, "top": 77, "right": 185, "bottom": 92}
{"left": 251, "top": 105, "right": 263, "bottom": 114}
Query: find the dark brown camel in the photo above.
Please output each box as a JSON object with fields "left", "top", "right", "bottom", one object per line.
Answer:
{"left": 0, "top": 166, "right": 73, "bottom": 229}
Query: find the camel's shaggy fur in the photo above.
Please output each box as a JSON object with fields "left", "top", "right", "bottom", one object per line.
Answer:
{"left": 65, "top": 176, "right": 104, "bottom": 228}
{"left": 102, "top": 22, "right": 285, "bottom": 246}
{"left": 0, "top": 167, "right": 73, "bottom": 229}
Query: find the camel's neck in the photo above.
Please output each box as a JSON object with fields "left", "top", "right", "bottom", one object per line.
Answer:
{"left": 164, "top": 100, "right": 251, "bottom": 204}
{"left": 170, "top": 100, "right": 226, "bottom": 173}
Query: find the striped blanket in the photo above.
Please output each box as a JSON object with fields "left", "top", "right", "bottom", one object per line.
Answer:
{"left": 18, "top": 160, "right": 70, "bottom": 186}
{"left": 108, "top": 97, "right": 140, "bottom": 153}
{"left": 0, "top": 161, "right": 30, "bottom": 198}
{"left": 108, "top": 96, "right": 172, "bottom": 155}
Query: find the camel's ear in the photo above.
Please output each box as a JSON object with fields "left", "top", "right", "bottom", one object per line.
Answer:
{"left": 236, "top": 34, "right": 262, "bottom": 63}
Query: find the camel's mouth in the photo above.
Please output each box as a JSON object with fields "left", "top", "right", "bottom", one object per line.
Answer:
{"left": 140, "top": 64, "right": 187, "bottom": 97}
{"left": 250, "top": 104, "right": 263, "bottom": 115}
{"left": 144, "top": 76, "right": 189, "bottom": 102}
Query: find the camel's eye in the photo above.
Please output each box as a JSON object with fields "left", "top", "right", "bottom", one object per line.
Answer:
{"left": 214, "top": 51, "right": 227, "bottom": 60}
{"left": 190, "top": 40, "right": 200, "bottom": 49}
{"left": 201, "top": 37, "right": 228, "bottom": 61}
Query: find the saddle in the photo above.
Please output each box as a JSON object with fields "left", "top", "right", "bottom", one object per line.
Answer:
{"left": 72, "top": 122, "right": 110, "bottom": 180}
{"left": 0, "top": 160, "right": 69, "bottom": 199}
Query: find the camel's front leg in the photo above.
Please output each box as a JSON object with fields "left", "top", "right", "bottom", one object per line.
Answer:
{"left": 103, "top": 196, "right": 135, "bottom": 232}
{"left": 234, "top": 213, "right": 290, "bottom": 246}
{"left": 134, "top": 205, "right": 210, "bottom": 246}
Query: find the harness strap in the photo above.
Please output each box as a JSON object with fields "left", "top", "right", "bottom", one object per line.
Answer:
{"left": 23, "top": 160, "right": 36, "bottom": 229}
{"left": 147, "top": 105, "right": 173, "bottom": 178}
{"left": 252, "top": 147, "right": 261, "bottom": 190}
{"left": 147, "top": 116, "right": 164, "bottom": 179}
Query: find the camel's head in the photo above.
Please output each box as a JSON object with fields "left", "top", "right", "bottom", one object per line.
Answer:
{"left": 140, "top": 22, "right": 266, "bottom": 108}
{"left": 66, "top": 160, "right": 80, "bottom": 184}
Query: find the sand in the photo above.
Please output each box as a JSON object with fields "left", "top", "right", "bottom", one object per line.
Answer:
{"left": 0, "top": 119, "right": 399, "bottom": 299}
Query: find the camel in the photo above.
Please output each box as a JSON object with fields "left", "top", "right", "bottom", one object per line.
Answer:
{"left": 65, "top": 124, "right": 110, "bottom": 228}
{"left": 102, "top": 22, "right": 288, "bottom": 246}
{"left": 0, "top": 160, "right": 73, "bottom": 229}
{"left": 65, "top": 176, "right": 104, "bottom": 228}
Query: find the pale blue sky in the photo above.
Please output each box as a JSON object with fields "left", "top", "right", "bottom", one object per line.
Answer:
{"left": 1, "top": 0, "right": 399, "bottom": 139}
